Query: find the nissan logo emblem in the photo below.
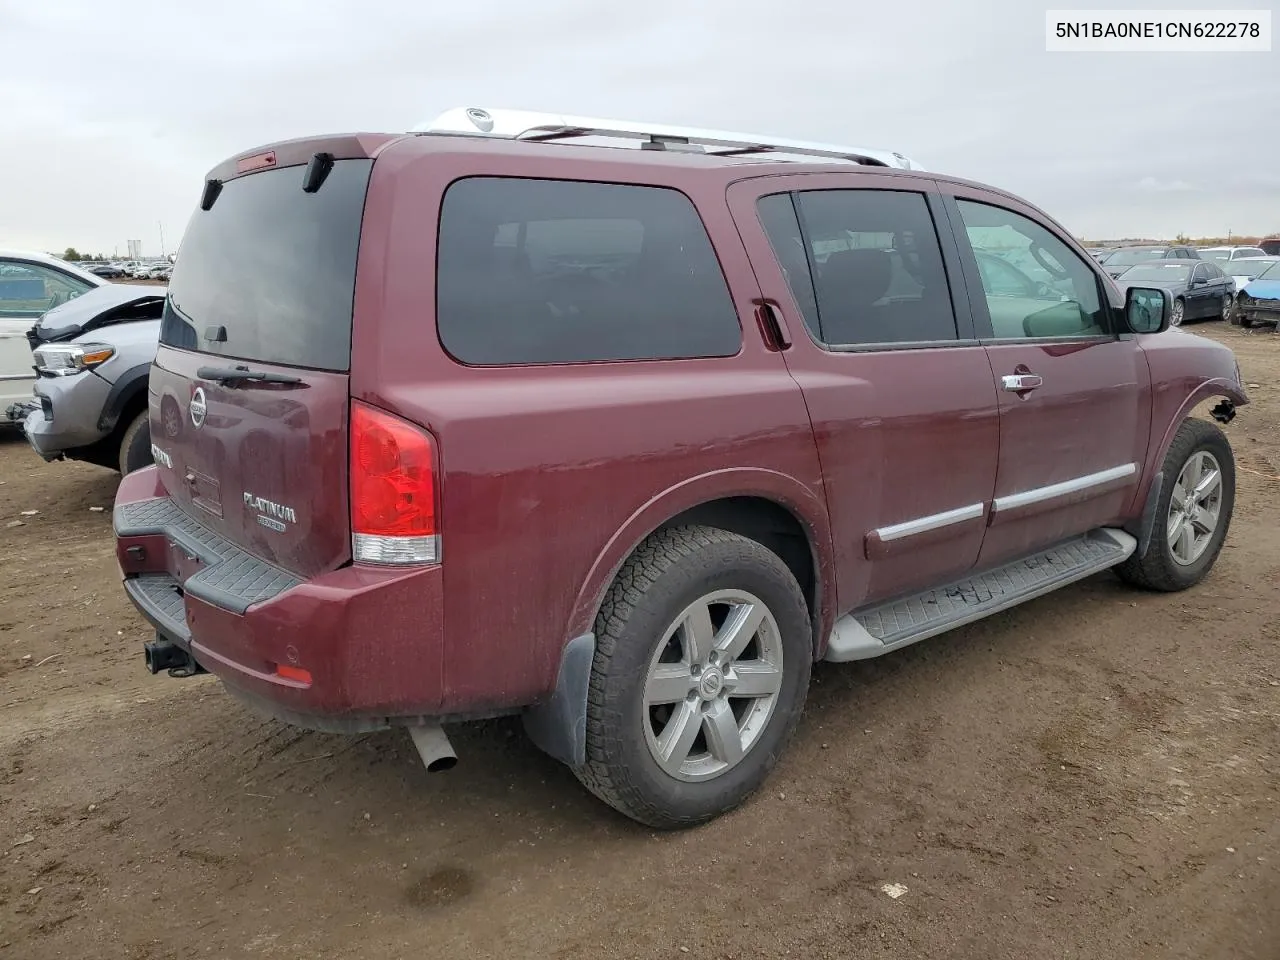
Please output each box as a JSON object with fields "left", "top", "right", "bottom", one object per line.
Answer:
{"left": 189, "top": 387, "right": 208, "bottom": 429}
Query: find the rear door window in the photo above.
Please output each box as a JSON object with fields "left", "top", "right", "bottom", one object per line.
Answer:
{"left": 436, "top": 177, "right": 741, "bottom": 365}
{"left": 160, "top": 159, "right": 373, "bottom": 371}
{"left": 757, "top": 189, "right": 958, "bottom": 346}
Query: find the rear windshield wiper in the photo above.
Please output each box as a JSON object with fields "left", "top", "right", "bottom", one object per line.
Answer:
{"left": 196, "top": 365, "right": 303, "bottom": 385}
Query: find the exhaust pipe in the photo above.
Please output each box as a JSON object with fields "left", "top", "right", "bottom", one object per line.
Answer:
{"left": 143, "top": 639, "right": 203, "bottom": 678}
{"left": 408, "top": 724, "right": 458, "bottom": 773}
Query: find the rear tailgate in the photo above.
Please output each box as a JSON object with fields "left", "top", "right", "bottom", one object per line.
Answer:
{"left": 148, "top": 153, "right": 374, "bottom": 579}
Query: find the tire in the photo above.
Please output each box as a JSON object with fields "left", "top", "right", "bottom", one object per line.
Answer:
{"left": 1115, "top": 418, "right": 1234, "bottom": 592}
{"left": 1220, "top": 294, "right": 1234, "bottom": 323}
{"left": 576, "top": 525, "right": 812, "bottom": 829}
{"left": 117, "top": 411, "right": 153, "bottom": 474}
{"left": 1170, "top": 297, "right": 1185, "bottom": 326}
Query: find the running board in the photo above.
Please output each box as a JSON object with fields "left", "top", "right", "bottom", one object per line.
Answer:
{"left": 825, "top": 528, "right": 1137, "bottom": 662}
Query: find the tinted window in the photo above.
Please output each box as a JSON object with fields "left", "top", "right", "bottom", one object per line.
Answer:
{"left": 1103, "top": 248, "right": 1163, "bottom": 266}
{"left": 436, "top": 178, "right": 740, "bottom": 365}
{"left": 1191, "top": 263, "right": 1211, "bottom": 281}
{"left": 756, "top": 193, "right": 819, "bottom": 330}
{"left": 787, "top": 190, "right": 957, "bottom": 345}
{"left": 0, "top": 260, "right": 94, "bottom": 319}
{"left": 956, "top": 200, "right": 1106, "bottom": 340}
{"left": 1234, "top": 247, "right": 1267, "bottom": 259}
{"left": 160, "top": 159, "right": 372, "bottom": 371}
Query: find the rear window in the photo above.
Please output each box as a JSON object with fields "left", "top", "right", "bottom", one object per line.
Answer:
{"left": 436, "top": 177, "right": 741, "bottom": 365}
{"left": 160, "top": 158, "right": 372, "bottom": 371}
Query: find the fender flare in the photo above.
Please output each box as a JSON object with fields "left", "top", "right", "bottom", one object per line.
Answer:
{"left": 1128, "top": 377, "right": 1248, "bottom": 523}
{"left": 522, "top": 467, "right": 835, "bottom": 769}
{"left": 97, "top": 362, "right": 151, "bottom": 433}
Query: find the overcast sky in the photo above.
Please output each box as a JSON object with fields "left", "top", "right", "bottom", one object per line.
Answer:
{"left": 2, "top": 0, "right": 1276, "bottom": 256}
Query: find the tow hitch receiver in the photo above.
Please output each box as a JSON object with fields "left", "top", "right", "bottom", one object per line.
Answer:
{"left": 144, "top": 637, "right": 206, "bottom": 678}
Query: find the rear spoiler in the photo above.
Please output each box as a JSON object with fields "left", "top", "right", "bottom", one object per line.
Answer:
{"left": 204, "top": 133, "right": 404, "bottom": 184}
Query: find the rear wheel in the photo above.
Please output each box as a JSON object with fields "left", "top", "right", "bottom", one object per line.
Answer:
{"left": 118, "top": 411, "right": 153, "bottom": 474}
{"left": 1220, "top": 293, "right": 1234, "bottom": 322}
{"left": 1115, "top": 418, "right": 1234, "bottom": 592}
{"left": 576, "top": 525, "right": 811, "bottom": 829}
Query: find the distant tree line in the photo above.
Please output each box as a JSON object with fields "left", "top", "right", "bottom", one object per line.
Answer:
{"left": 59, "top": 248, "right": 112, "bottom": 262}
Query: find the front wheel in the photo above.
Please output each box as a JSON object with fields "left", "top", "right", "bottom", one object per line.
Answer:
{"left": 576, "top": 525, "right": 812, "bottom": 829}
{"left": 118, "top": 411, "right": 153, "bottom": 474}
{"left": 1171, "top": 297, "right": 1185, "bottom": 326}
{"left": 1115, "top": 418, "right": 1234, "bottom": 592}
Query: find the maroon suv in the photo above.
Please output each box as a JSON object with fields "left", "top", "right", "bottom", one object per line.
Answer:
{"left": 114, "top": 108, "right": 1248, "bottom": 829}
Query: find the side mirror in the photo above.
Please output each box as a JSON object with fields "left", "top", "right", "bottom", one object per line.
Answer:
{"left": 1189, "top": 277, "right": 1206, "bottom": 288}
{"left": 1124, "top": 287, "right": 1169, "bottom": 334}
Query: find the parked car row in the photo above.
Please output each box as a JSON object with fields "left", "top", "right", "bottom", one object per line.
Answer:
{"left": 80, "top": 260, "right": 173, "bottom": 281}
{"left": 1088, "top": 243, "right": 1275, "bottom": 277}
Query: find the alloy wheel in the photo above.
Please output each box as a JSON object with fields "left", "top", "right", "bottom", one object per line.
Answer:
{"left": 642, "top": 589, "right": 784, "bottom": 782}
{"left": 1167, "top": 450, "right": 1223, "bottom": 566}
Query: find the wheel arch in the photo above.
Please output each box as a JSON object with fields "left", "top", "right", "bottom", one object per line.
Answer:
{"left": 97, "top": 362, "right": 151, "bottom": 434}
{"left": 525, "top": 470, "right": 834, "bottom": 772}
{"left": 1127, "top": 377, "right": 1248, "bottom": 524}
{"left": 564, "top": 470, "right": 836, "bottom": 660}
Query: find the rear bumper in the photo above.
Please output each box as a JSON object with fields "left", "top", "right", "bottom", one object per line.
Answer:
{"left": 114, "top": 466, "right": 447, "bottom": 728}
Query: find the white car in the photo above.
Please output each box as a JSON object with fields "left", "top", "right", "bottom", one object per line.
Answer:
{"left": 1198, "top": 245, "right": 1269, "bottom": 264}
{"left": 1, "top": 250, "right": 106, "bottom": 424}
{"left": 1223, "top": 256, "right": 1280, "bottom": 292}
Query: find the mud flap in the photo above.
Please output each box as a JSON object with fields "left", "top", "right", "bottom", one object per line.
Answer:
{"left": 1131, "top": 471, "right": 1164, "bottom": 560}
{"left": 522, "top": 633, "right": 595, "bottom": 769}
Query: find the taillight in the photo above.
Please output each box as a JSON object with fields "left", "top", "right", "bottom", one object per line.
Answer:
{"left": 350, "top": 401, "right": 440, "bottom": 565}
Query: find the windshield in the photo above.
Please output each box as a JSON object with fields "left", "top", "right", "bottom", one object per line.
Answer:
{"left": 160, "top": 159, "right": 372, "bottom": 371}
{"left": 1120, "top": 263, "right": 1191, "bottom": 282}
{"left": 1227, "top": 260, "right": 1276, "bottom": 279}
{"left": 1103, "top": 248, "right": 1163, "bottom": 266}
{"left": 1252, "top": 261, "right": 1280, "bottom": 281}
{"left": 1198, "top": 249, "right": 1230, "bottom": 262}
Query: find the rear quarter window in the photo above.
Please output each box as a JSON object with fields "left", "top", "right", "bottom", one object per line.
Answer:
{"left": 436, "top": 177, "right": 742, "bottom": 365}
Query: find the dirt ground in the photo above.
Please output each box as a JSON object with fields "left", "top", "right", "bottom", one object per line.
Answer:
{"left": 2, "top": 323, "right": 1277, "bottom": 960}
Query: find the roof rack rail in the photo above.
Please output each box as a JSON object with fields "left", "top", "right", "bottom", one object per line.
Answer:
{"left": 413, "top": 107, "right": 923, "bottom": 171}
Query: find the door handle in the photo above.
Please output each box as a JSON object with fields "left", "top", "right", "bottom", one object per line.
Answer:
{"left": 1001, "top": 374, "right": 1043, "bottom": 392}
